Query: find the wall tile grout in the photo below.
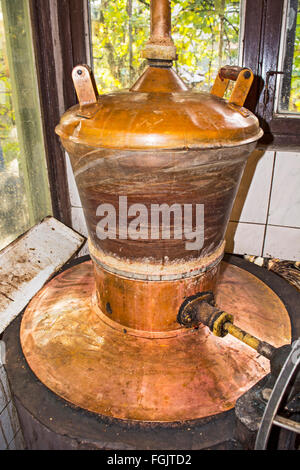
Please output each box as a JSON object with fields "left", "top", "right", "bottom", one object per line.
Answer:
{"left": 0, "top": 420, "right": 9, "bottom": 449}
{"left": 0, "top": 399, "right": 11, "bottom": 417}
{"left": 261, "top": 152, "right": 277, "bottom": 257}
{"left": 267, "top": 223, "right": 300, "bottom": 230}
{"left": 8, "top": 427, "right": 22, "bottom": 448}
{"left": 230, "top": 220, "right": 300, "bottom": 230}
{"left": 229, "top": 220, "right": 266, "bottom": 226}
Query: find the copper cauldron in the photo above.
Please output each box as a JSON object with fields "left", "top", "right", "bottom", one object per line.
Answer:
{"left": 20, "top": 0, "right": 291, "bottom": 423}
{"left": 55, "top": 4, "right": 262, "bottom": 334}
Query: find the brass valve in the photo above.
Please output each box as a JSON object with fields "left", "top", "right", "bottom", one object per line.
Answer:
{"left": 178, "top": 291, "right": 276, "bottom": 360}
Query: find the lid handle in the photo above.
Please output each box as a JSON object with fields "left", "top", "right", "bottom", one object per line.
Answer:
{"left": 211, "top": 65, "right": 254, "bottom": 107}
{"left": 72, "top": 65, "right": 99, "bottom": 107}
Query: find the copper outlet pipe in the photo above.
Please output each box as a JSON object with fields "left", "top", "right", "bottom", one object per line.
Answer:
{"left": 143, "top": 0, "right": 177, "bottom": 60}
{"left": 178, "top": 296, "right": 276, "bottom": 360}
{"left": 150, "top": 0, "right": 173, "bottom": 45}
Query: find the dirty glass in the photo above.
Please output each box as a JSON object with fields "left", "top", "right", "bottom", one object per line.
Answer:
{"left": 278, "top": 0, "right": 300, "bottom": 113}
{"left": 89, "top": 0, "right": 242, "bottom": 93}
{"left": 0, "top": 0, "right": 51, "bottom": 251}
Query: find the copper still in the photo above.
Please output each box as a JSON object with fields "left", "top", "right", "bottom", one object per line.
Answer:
{"left": 20, "top": 0, "right": 291, "bottom": 425}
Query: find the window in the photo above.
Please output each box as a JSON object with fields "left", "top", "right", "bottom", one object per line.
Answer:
{"left": 89, "top": 0, "right": 242, "bottom": 92}
{"left": 88, "top": 0, "right": 300, "bottom": 148}
{"left": 277, "top": 0, "right": 300, "bottom": 114}
{"left": 0, "top": 0, "right": 51, "bottom": 250}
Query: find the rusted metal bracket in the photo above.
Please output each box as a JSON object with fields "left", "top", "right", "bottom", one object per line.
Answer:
{"left": 177, "top": 291, "right": 215, "bottom": 327}
{"left": 72, "top": 64, "right": 99, "bottom": 118}
{"left": 211, "top": 65, "right": 254, "bottom": 107}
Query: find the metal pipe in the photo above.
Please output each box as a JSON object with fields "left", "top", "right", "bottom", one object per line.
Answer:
{"left": 142, "top": 0, "right": 177, "bottom": 60}
{"left": 178, "top": 294, "right": 276, "bottom": 360}
{"left": 150, "top": 0, "right": 173, "bottom": 45}
{"left": 223, "top": 322, "right": 276, "bottom": 360}
{"left": 273, "top": 415, "right": 300, "bottom": 434}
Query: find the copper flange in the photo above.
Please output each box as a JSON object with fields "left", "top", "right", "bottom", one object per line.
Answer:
{"left": 20, "top": 260, "right": 291, "bottom": 422}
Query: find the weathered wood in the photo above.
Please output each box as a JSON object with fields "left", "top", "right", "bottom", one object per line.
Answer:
{"left": 242, "top": 0, "right": 265, "bottom": 113}
{"left": 1, "top": 0, "right": 52, "bottom": 226}
{"left": 0, "top": 217, "right": 85, "bottom": 333}
{"left": 29, "top": 0, "right": 88, "bottom": 225}
{"left": 243, "top": 0, "right": 300, "bottom": 148}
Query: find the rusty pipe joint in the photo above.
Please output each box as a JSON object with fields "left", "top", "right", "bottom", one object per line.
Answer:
{"left": 142, "top": 0, "right": 177, "bottom": 61}
{"left": 178, "top": 291, "right": 276, "bottom": 360}
{"left": 177, "top": 291, "right": 233, "bottom": 337}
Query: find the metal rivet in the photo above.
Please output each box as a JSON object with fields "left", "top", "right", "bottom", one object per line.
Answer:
{"left": 244, "top": 70, "right": 251, "bottom": 79}
{"left": 77, "top": 69, "right": 83, "bottom": 76}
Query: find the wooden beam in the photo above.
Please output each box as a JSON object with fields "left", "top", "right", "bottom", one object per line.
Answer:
{"left": 29, "top": 0, "right": 89, "bottom": 226}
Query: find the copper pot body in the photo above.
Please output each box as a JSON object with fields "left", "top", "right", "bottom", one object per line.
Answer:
{"left": 57, "top": 63, "right": 262, "bottom": 335}
{"left": 63, "top": 140, "right": 256, "bottom": 332}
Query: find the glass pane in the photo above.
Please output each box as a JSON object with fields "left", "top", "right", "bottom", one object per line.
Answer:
{"left": 89, "top": 0, "right": 241, "bottom": 93}
{"left": 278, "top": 0, "right": 300, "bottom": 113}
{"left": 0, "top": 0, "right": 52, "bottom": 251}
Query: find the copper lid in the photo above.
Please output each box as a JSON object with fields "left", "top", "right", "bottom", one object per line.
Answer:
{"left": 56, "top": 0, "right": 262, "bottom": 150}
{"left": 56, "top": 65, "right": 262, "bottom": 150}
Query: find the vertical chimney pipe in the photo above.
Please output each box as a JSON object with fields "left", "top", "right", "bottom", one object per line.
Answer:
{"left": 150, "top": 0, "right": 173, "bottom": 44}
{"left": 142, "top": 0, "right": 177, "bottom": 60}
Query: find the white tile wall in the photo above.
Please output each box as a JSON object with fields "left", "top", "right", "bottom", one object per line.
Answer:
{"left": 227, "top": 150, "right": 300, "bottom": 260}
{"left": 0, "top": 400, "right": 19, "bottom": 445}
{"left": 71, "top": 206, "right": 89, "bottom": 257}
{"left": 0, "top": 364, "right": 24, "bottom": 450}
{"left": 66, "top": 150, "right": 300, "bottom": 261}
{"left": 268, "top": 152, "right": 300, "bottom": 228}
{"left": 71, "top": 206, "right": 88, "bottom": 238}
{"left": 0, "top": 363, "right": 10, "bottom": 413}
{"left": 225, "top": 221, "right": 266, "bottom": 256}
{"left": 230, "top": 150, "right": 275, "bottom": 224}
{"left": 66, "top": 153, "right": 82, "bottom": 208}
{"left": 263, "top": 225, "right": 300, "bottom": 260}
{"left": 8, "top": 429, "right": 25, "bottom": 450}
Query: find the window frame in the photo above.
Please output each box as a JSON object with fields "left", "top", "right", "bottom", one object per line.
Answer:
{"left": 243, "top": 0, "right": 300, "bottom": 149}
{"left": 29, "top": 0, "right": 90, "bottom": 226}
{"left": 0, "top": 0, "right": 53, "bottom": 249}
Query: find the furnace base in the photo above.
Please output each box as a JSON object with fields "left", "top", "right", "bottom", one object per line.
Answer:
{"left": 19, "top": 257, "right": 291, "bottom": 423}
{"left": 4, "top": 255, "right": 300, "bottom": 449}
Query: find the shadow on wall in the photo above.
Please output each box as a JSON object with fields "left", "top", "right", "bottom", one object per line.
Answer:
{"left": 225, "top": 149, "right": 267, "bottom": 255}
